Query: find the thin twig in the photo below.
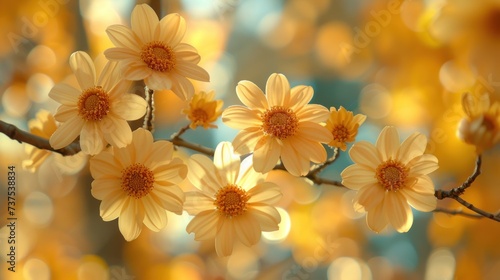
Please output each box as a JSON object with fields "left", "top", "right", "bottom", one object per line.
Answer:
{"left": 171, "top": 137, "right": 215, "bottom": 156}
{"left": 171, "top": 124, "right": 190, "bottom": 139}
{"left": 435, "top": 155, "right": 482, "bottom": 199}
{"left": 143, "top": 86, "right": 155, "bottom": 132}
{"left": 433, "top": 207, "right": 485, "bottom": 219}
{"left": 452, "top": 196, "right": 500, "bottom": 222}
{"left": 0, "top": 120, "right": 81, "bottom": 156}
{"left": 309, "top": 147, "right": 339, "bottom": 176}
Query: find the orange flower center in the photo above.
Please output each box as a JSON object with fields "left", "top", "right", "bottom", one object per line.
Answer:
{"left": 214, "top": 184, "right": 249, "bottom": 217}
{"left": 375, "top": 159, "right": 409, "bottom": 191}
{"left": 121, "top": 163, "right": 155, "bottom": 199}
{"left": 78, "top": 86, "right": 110, "bottom": 121}
{"left": 261, "top": 106, "right": 298, "bottom": 139}
{"left": 140, "top": 41, "right": 176, "bottom": 72}
{"left": 332, "top": 124, "right": 349, "bottom": 142}
{"left": 191, "top": 108, "right": 209, "bottom": 124}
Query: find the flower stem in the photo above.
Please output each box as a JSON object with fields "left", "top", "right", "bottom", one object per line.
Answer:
{"left": 143, "top": 86, "right": 155, "bottom": 132}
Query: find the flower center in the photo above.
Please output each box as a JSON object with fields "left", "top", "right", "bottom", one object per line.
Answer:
{"left": 261, "top": 106, "right": 298, "bottom": 139}
{"left": 214, "top": 184, "right": 249, "bottom": 218}
{"left": 78, "top": 86, "right": 110, "bottom": 121}
{"left": 121, "top": 163, "right": 155, "bottom": 199}
{"left": 332, "top": 124, "right": 349, "bottom": 142}
{"left": 140, "top": 41, "right": 176, "bottom": 72}
{"left": 375, "top": 159, "right": 409, "bottom": 191}
{"left": 191, "top": 108, "right": 209, "bottom": 124}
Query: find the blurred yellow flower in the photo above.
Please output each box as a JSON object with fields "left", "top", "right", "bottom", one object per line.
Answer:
{"left": 22, "top": 109, "right": 87, "bottom": 174}
{"left": 325, "top": 106, "right": 366, "bottom": 151}
{"left": 341, "top": 126, "right": 439, "bottom": 233}
{"left": 457, "top": 92, "right": 500, "bottom": 153}
{"left": 104, "top": 4, "right": 210, "bottom": 100}
{"left": 184, "top": 142, "right": 282, "bottom": 257}
{"left": 222, "top": 73, "right": 332, "bottom": 176}
{"left": 90, "top": 128, "right": 187, "bottom": 241}
{"left": 49, "top": 51, "right": 147, "bottom": 155}
{"left": 182, "top": 90, "right": 223, "bottom": 129}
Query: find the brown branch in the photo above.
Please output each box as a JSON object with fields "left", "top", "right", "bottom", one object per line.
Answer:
{"left": 433, "top": 207, "right": 485, "bottom": 219}
{"left": 170, "top": 137, "right": 215, "bottom": 156}
{"left": 0, "top": 120, "right": 81, "bottom": 156}
{"left": 143, "top": 87, "right": 155, "bottom": 132}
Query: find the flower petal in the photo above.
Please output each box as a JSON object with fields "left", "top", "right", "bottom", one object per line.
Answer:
{"left": 118, "top": 198, "right": 144, "bottom": 241}
{"left": 253, "top": 137, "right": 281, "bottom": 174}
{"left": 215, "top": 220, "right": 235, "bottom": 257}
{"left": 248, "top": 205, "right": 281, "bottom": 231}
{"left": 188, "top": 154, "right": 222, "bottom": 195}
{"left": 295, "top": 104, "right": 330, "bottom": 123}
{"left": 247, "top": 182, "right": 282, "bottom": 204}
{"left": 411, "top": 175, "right": 435, "bottom": 195}
{"left": 184, "top": 191, "right": 215, "bottom": 215}
{"left": 266, "top": 73, "right": 290, "bottom": 107}
{"left": 236, "top": 80, "right": 268, "bottom": 111}
{"left": 174, "top": 44, "right": 201, "bottom": 63}
{"left": 401, "top": 189, "right": 437, "bottom": 212}
{"left": 397, "top": 132, "right": 427, "bottom": 164}
{"left": 214, "top": 142, "right": 240, "bottom": 186}
{"left": 80, "top": 121, "right": 105, "bottom": 155}
{"left": 353, "top": 184, "right": 385, "bottom": 211}
{"left": 159, "top": 13, "right": 186, "bottom": 46}
{"left": 289, "top": 136, "right": 327, "bottom": 163}
{"left": 409, "top": 154, "right": 439, "bottom": 175}
{"left": 281, "top": 143, "right": 310, "bottom": 176}
{"left": 384, "top": 191, "right": 413, "bottom": 233}
{"left": 341, "top": 164, "right": 377, "bottom": 190}
{"left": 131, "top": 4, "right": 159, "bottom": 44}
{"left": 152, "top": 158, "right": 188, "bottom": 185}
{"left": 170, "top": 73, "right": 194, "bottom": 100}
{"left": 49, "top": 117, "right": 84, "bottom": 150}
{"left": 112, "top": 93, "right": 148, "bottom": 121}
{"left": 91, "top": 178, "right": 121, "bottom": 200}
{"left": 151, "top": 185, "right": 185, "bottom": 214}
{"left": 175, "top": 62, "right": 210, "bottom": 82}
{"left": 130, "top": 128, "right": 153, "bottom": 163}
{"left": 376, "top": 126, "right": 400, "bottom": 161}
{"left": 142, "top": 195, "right": 168, "bottom": 232}
{"left": 289, "top": 85, "right": 313, "bottom": 111}
{"left": 186, "top": 210, "right": 219, "bottom": 240}
{"left": 296, "top": 122, "right": 332, "bottom": 143}
{"left": 69, "top": 51, "right": 96, "bottom": 90}
{"left": 232, "top": 128, "right": 264, "bottom": 155}
{"left": 99, "top": 192, "right": 127, "bottom": 221}
{"left": 144, "top": 141, "right": 174, "bottom": 169}
{"left": 349, "top": 141, "right": 381, "bottom": 169}
{"left": 121, "top": 60, "right": 153, "bottom": 80}
{"left": 366, "top": 203, "right": 387, "bottom": 233}
{"left": 233, "top": 214, "right": 261, "bottom": 246}
{"left": 49, "top": 83, "right": 80, "bottom": 105}
{"left": 90, "top": 151, "right": 122, "bottom": 179}
{"left": 102, "top": 116, "right": 133, "bottom": 148}
{"left": 144, "top": 72, "right": 172, "bottom": 91}
{"left": 236, "top": 155, "right": 265, "bottom": 189}
{"left": 222, "top": 106, "right": 261, "bottom": 130}
{"left": 105, "top": 24, "right": 141, "bottom": 52}
{"left": 54, "top": 105, "right": 78, "bottom": 122}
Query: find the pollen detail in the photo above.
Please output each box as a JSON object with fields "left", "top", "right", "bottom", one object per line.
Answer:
{"left": 376, "top": 159, "right": 409, "bottom": 191}
{"left": 191, "top": 108, "right": 209, "bottom": 125}
{"left": 261, "top": 106, "right": 298, "bottom": 139}
{"left": 214, "top": 184, "right": 249, "bottom": 218}
{"left": 78, "top": 86, "right": 110, "bottom": 121}
{"left": 140, "top": 41, "right": 176, "bottom": 72}
{"left": 121, "top": 163, "right": 155, "bottom": 199}
{"left": 332, "top": 125, "right": 350, "bottom": 142}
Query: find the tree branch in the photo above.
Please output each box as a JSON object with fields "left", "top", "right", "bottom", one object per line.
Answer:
{"left": 143, "top": 87, "right": 155, "bottom": 132}
{"left": 0, "top": 120, "right": 80, "bottom": 156}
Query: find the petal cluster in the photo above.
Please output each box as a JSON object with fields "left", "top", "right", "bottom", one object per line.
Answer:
{"left": 222, "top": 73, "right": 332, "bottom": 176}
{"left": 182, "top": 90, "right": 223, "bottom": 129}
{"left": 184, "top": 142, "right": 282, "bottom": 257}
{"left": 104, "top": 4, "right": 210, "bottom": 100}
{"left": 325, "top": 106, "right": 367, "bottom": 151}
{"left": 48, "top": 51, "right": 148, "bottom": 155}
{"left": 90, "top": 128, "right": 187, "bottom": 241}
{"left": 457, "top": 92, "right": 500, "bottom": 153}
{"left": 341, "top": 126, "right": 439, "bottom": 233}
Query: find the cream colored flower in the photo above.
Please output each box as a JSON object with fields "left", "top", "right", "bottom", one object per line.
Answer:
{"left": 457, "top": 92, "right": 500, "bottom": 153}
{"left": 184, "top": 142, "right": 282, "bottom": 257}
{"left": 90, "top": 128, "right": 187, "bottom": 241}
{"left": 182, "top": 90, "right": 223, "bottom": 129}
{"left": 222, "top": 73, "right": 332, "bottom": 176}
{"left": 48, "top": 51, "right": 147, "bottom": 155}
{"left": 325, "top": 106, "right": 366, "bottom": 151}
{"left": 341, "top": 126, "right": 439, "bottom": 233}
{"left": 104, "top": 4, "right": 210, "bottom": 100}
{"left": 22, "top": 109, "right": 87, "bottom": 174}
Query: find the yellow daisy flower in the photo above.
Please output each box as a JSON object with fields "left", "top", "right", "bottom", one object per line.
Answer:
{"left": 222, "top": 73, "right": 332, "bottom": 176}
{"left": 325, "top": 106, "right": 367, "bottom": 151}
{"left": 341, "top": 126, "right": 439, "bottom": 233}
{"left": 90, "top": 128, "right": 187, "bottom": 241}
{"left": 48, "top": 51, "right": 148, "bottom": 155}
{"left": 184, "top": 142, "right": 282, "bottom": 257}
{"left": 23, "top": 109, "right": 87, "bottom": 173}
{"left": 457, "top": 92, "right": 500, "bottom": 153}
{"left": 104, "top": 4, "right": 210, "bottom": 100}
{"left": 182, "top": 90, "right": 223, "bottom": 129}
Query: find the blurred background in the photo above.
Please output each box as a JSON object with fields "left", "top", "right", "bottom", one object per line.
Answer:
{"left": 2, "top": 0, "right": 500, "bottom": 279}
